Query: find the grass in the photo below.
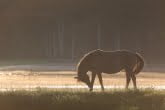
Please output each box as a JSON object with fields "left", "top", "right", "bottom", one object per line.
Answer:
{"left": 0, "top": 88, "right": 164, "bottom": 110}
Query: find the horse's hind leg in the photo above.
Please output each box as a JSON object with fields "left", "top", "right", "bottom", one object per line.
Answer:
{"left": 90, "top": 72, "right": 96, "bottom": 91}
{"left": 125, "top": 72, "right": 131, "bottom": 89}
{"left": 131, "top": 74, "right": 137, "bottom": 89}
{"left": 97, "top": 73, "right": 104, "bottom": 91}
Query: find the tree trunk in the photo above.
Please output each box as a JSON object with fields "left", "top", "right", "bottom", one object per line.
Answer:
{"left": 97, "top": 24, "right": 101, "bottom": 49}
{"left": 58, "top": 24, "right": 64, "bottom": 58}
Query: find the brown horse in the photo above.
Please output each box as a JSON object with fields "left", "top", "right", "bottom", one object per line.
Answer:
{"left": 75, "top": 49, "right": 144, "bottom": 91}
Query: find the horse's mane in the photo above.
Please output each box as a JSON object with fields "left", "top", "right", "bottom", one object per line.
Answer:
{"left": 83, "top": 49, "right": 102, "bottom": 57}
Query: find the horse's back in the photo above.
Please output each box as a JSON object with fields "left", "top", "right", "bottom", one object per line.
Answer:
{"left": 88, "top": 50, "right": 137, "bottom": 74}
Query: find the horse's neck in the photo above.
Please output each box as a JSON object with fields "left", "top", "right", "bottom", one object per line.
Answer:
{"left": 78, "top": 67, "right": 88, "bottom": 76}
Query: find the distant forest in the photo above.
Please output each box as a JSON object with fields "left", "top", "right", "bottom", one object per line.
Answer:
{"left": 0, "top": 0, "right": 164, "bottom": 64}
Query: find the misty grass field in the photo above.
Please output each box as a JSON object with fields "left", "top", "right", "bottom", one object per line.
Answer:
{"left": 0, "top": 63, "right": 165, "bottom": 110}
{"left": 0, "top": 71, "right": 164, "bottom": 89}
{"left": 0, "top": 89, "right": 164, "bottom": 110}
{"left": 0, "top": 71, "right": 164, "bottom": 110}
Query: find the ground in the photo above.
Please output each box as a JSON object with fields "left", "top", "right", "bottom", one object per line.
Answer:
{"left": 0, "top": 71, "right": 164, "bottom": 90}
{"left": 0, "top": 62, "right": 164, "bottom": 90}
{"left": 0, "top": 63, "right": 164, "bottom": 110}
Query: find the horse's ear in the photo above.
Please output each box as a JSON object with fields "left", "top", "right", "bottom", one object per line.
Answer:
{"left": 77, "top": 79, "right": 81, "bottom": 82}
{"left": 74, "top": 77, "right": 81, "bottom": 82}
{"left": 74, "top": 76, "right": 78, "bottom": 79}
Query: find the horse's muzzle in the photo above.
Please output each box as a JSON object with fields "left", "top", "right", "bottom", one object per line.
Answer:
{"left": 86, "top": 82, "right": 92, "bottom": 89}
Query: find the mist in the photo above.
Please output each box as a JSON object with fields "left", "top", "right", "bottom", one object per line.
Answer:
{"left": 0, "top": 0, "right": 164, "bottom": 65}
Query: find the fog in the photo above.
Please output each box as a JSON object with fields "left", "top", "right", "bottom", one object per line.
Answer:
{"left": 0, "top": 0, "right": 164, "bottom": 65}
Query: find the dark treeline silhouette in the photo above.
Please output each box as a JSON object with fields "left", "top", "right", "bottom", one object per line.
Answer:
{"left": 0, "top": 0, "right": 164, "bottom": 64}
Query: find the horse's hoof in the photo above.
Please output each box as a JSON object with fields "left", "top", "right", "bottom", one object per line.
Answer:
{"left": 102, "top": 89, "right": 105, "bottom": 92}
{"left": 134, "top": 88, "right": 138, "bottom": 91}
{"left": 125, "top": 87, "right": 129, "bottom": 90}
{"left": 89, "top": 89, "right": 93, "bottom": 92}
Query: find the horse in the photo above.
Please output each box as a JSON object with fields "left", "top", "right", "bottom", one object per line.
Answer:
{"left": 74, "top": 49, "right": 144, "bottom": 91}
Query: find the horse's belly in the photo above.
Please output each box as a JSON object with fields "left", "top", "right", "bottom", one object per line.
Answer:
{"left": 100, "top": 66, "right": 124, "bottom": 74}
{"left": 102, "top": 69, "right": 121, "bottom": 74}
{"left": 90, "top": 57, "right": 124, "bottom": 74}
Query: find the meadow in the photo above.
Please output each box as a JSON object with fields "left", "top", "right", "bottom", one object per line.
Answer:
{"left": 0, "top": 89, "right": 164, "bottom": 110}
{"left": 0, "top": 71, "right": 164, "bottom": 110}
{"left": 0, "top": 62, "right": 164, "bottom": 110}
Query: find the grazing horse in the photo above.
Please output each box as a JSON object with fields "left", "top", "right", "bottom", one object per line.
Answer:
{"left": 74, "top": 49, "right": 144, "bottom": 91}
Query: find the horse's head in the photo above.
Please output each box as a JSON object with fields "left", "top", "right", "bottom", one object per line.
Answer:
{"left": 74, "top": 73, "right": 91, "bottom": 89}
{"left": 75, "top": 54, "right": 92, "bottom": 89}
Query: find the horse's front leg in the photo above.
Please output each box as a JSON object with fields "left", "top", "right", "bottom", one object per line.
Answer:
{"left": 97, "top": 73, "right": 104, "bottom": 91}
{"left": 90, "top": 73, "right": 96, "bottom": 91}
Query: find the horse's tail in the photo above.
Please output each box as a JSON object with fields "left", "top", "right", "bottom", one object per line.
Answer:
{"left": 133, "top": 53, "right": 144, "bottom": 75}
